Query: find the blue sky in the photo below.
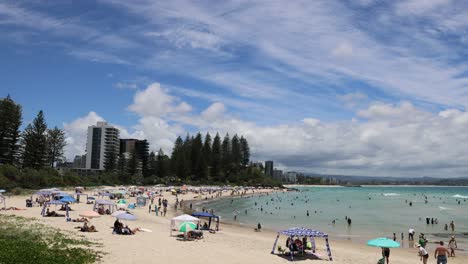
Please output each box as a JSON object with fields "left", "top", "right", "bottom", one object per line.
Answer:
{"left": 2, "top": 0, "right": 468, "bottom": 177}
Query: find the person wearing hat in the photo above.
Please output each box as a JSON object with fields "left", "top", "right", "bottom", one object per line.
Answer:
{"left": 416, "top": 244, "right": 429, "bottom": 264}
{"left": 448, "top": 236, "right": 457, "bottom": 257}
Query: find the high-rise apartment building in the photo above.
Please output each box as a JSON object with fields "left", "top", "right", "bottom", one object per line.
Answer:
{"left": 85, "top": 121, "right": 120, "bottom": 170}
{"left": 264, "top": 160, "right": 274, "bottom": 177}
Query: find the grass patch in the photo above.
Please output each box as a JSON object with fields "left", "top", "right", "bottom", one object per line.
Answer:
{"left": 0, "top": 215, "right": 102, "bottom": 264}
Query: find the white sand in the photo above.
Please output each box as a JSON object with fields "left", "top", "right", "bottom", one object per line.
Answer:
{"left": 2, "top": 190, "right": 466, "bottom": 264}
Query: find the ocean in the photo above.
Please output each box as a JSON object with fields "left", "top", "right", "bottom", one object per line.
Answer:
{"left": 197, "top": 186, "right": 468, "bottom": 249}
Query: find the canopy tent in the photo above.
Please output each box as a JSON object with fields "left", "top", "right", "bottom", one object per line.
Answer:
{"left": 74, "top": 192, "right": 88, "bottom": 203}
{"left": 170, "top": 214, "right": 200, "bottom": 236}
{"left": 93, "top": 199, "right": 117, "bottom": 214}
{"left": 191, "top": 212, "right": 220, "bottom": 231}
{"left": 41, "top": 200, "right": 70, "bottom": 220}
{"left": 271, "top": 228, "right": 333, "bottom": 261}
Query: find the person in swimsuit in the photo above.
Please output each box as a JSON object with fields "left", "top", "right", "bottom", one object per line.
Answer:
{"left": 448, "top": 236, "right": 457, "bottom": 257}
{"left": 417, "top": 244, "right": 429, "bottom": 264}
{"left": 434, "top": 241, "right": 449, "bottom": 264}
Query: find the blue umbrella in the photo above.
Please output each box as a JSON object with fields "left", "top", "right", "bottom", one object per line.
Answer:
{"left": 60, "top": 196, "right": 76, "bottom": 203}
{"left": 116, "top": 213, "right": 137, "bottom": 221}
{"left": 367, "top": 238, "right": 400, "bottom": 248}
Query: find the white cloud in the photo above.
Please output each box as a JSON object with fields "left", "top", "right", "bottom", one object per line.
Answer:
{"left": 128, "top": 83, "right": 192, "bottom": 117}
{"left": 64, "top": 84, "right": 468, "bottom": 177}
{"left": 63, "top": 111, "right": 105, "bottom": 159}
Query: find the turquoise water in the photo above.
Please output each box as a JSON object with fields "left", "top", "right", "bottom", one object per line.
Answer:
{"left": 199, "top": 186, "right": 468, "bottom": 249}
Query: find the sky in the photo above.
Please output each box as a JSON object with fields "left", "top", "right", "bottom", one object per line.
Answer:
{"left": 2, "top": 0, "right": 468, "bottom": 177}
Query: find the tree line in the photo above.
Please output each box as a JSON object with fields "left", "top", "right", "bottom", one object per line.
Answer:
{"left": 0, "top": 95, "right": 281, "bottom": 190}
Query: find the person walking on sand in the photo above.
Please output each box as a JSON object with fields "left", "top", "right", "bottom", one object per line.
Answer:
{"left": 434, "top": 241, "right": 449, "bottom": 264}
{"left": 448, "top": 236, "right": 457, "bottom": 257}
{"left": 382, "top": 247, "right": 390, "bottom": 264}
{"left": 450, "top": 221, "right": 455, "bottom": 232}
{"left": 409, "top": 228, "right": 415, "bottom": 240}
{"left": 417, "top": 244, "right": 429, "bottom": 264}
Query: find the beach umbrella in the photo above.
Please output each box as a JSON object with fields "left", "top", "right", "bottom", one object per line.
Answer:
{"left": 367, "top": 238, "right": 400, "bottom": 248}
{"left": 117, "top": 199, "right": 127, "bottom": 204}
{"left": 60, "top": 196, "right": 76, "bottom": 203}
{"left": 179, "top": 221, "right": 197, "bottom": 233}
{"left": 79, "top": 211, "right": 101, "bottom": 218}
{"left": 116, "top": 212, "right": 137, "bottom": 221}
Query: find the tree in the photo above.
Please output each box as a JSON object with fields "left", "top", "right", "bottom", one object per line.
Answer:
{"left": 191, "top": 133, "right": 205, "bottom": 181}
{"left": 117, "top": 153, "right": 129, "bottom": 183}
{"left": 21, "top": 111, "right": 48, "bottom": 169}
{"left": 46, "top": 126, "right": 66, "bottom": 168}
{"left": 156, "top": 148, "right": 168, "bottom": 178}
{"left": 104, "top": 144, "right": 118, "bottom": 172}
{"left": 170, "top": 136, "right": 185, "bottom": 179}
{"left": 211, "top": 133, "right": 222, "bottom": 181}
{"left": 0, "top": 95, "right": 22, "bottom": 165}
{"left": 231, "top": 134, "right": 241, "bottom": 172}
{"left": 202, "top": 133, "right": 212, "bottom": 167}
{"left": 147, "top": 151, "right": 157, "bottom": 176}
{"left": 221, "top": 133, "right": 231, "bottom": 176}
{"left": 240, "top": 136, "right": 250, "bottom": 168}
{"left": 182, "top": 135, "right": 192, "bottom": 179}
{"left": 127, "top": 150, "right": 138, "bottom": 176}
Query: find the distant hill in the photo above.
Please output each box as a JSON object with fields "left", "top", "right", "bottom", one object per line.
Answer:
{"left": 303, "top": 173, "right": 468, "bottom": 186}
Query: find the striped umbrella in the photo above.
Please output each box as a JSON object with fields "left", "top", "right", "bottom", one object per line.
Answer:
{"left": 179, "top": 221, "right": 197, "bottom": 233}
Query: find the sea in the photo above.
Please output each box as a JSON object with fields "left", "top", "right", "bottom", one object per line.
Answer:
{"left": 197, "top": 186, "right": 468, "bottom": 250}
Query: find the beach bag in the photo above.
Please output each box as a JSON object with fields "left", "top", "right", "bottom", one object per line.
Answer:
{"left": 377, "top": 257, "right": 385, "bottom": 264}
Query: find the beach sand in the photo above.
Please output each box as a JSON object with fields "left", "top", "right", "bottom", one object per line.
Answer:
{"left": 2, "top": 190, "right": 467, "bottom": 264}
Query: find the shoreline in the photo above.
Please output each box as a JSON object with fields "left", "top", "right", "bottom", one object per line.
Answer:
{"left": 2, "top": 188, "right": 467, "bottom": 264}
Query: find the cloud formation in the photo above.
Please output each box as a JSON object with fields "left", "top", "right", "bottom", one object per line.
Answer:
{"left": 64, "top": 84, "right": 468, "bottom": 177}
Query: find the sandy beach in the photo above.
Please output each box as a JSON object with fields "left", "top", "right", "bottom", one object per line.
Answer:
{"left": 2, "top": 189, "right": 467, "bottom": 264}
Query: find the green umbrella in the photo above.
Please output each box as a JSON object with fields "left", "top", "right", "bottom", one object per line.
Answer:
{"left": 179, "top": 222, "right": 197, "bottom": 233}
{"left": 117, "top": 199, "right": 127, "bottom": 204}
{"left": 367, "top": 238, "right": 400, "bottom": 248}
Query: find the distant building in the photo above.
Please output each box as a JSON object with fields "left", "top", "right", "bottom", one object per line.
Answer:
{"left": 284, "top": 171, "right": 297, "bottom": 183}
{"left": 264, "top": 160, "right": 274, "bottom": 177}
{"left": 120, "top": 139, "right": 149, "bottom": 173}
{"left": 120, "top": 139, "right": 149, "bottom": 159}
{"left": 73, "top": 155, "right": 86, "bottom": 168}
{"left": 273, "top": 169, "right": 283, "bottom": 181}
{"left": 85, "top": 121, "right": 120, "bottom": 170}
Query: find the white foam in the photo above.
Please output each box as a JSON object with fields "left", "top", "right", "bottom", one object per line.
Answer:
{"left": 452, "top": 194, "right": 468, "bottom": 199}
{"left": 438, "top": 206, "right": 454, "bottom": 210}
{"left": 383, "top": 193, "right": 400, "bottom": 196}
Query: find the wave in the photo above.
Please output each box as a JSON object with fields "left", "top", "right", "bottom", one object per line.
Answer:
{"left": 438, "top": 206, "right": 454, "bottom": 210}
{"left": 383, "top": 193, "right": 400, "bottom": 196}
{"left": 452, "top": 194, "right": 468, "bottom": 199}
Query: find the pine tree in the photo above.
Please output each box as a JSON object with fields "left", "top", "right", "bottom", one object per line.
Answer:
{"left": 231, "top": 134, "right": 241, "bottom": 172}
{"left": 211, "top": 133, "right": 222, "bottom": 181}
{"left": 240, "top": 136, "right": 250, "bottom": 168}
{"left": 182, "top": 135, "right": 192, "bottom": 179}
{"left": 170, "top": 136, "right": 185, "bottom": 180}
{"left": 203, "top": 133, "right": 212, "bottom": 166}
{"left": 191, "top": 133, "right": 206, "bottom": 182}
{"left": 221, "top": 133, "right": 232, "bottom": 178}
{"left": 46, "top": 126, "right": 66, "bottom": 168}
{"left": 127, "top": 150, "right": 138, "bottom": 176}
{"left": 147, "top": 151, "right": 157, "bottom": 176}
{"left": 21, "top": 110, "right": 48, "bottom": 169}
{"left": 117, "top": 153, "right": 129, "bottom": 183}
{"left": 0, "top": 95, "right": 22, "bottom": 165}
{"left": 156, "top": 148, "right": 168, "bottom": 178}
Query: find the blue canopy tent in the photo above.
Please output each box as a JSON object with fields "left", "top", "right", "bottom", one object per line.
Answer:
{"left": 191, "top": 212, "right": 220, "bottom": 231}
{"left": 41, "top": 200, "right": 70, "bottom": 220}
{"left": 93, "top": 199, "right": 117, "bottom": 214}
{"left": 271, "top": 227, "right": 333, "bottom": 261}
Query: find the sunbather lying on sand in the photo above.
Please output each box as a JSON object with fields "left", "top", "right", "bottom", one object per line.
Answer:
{"left": 1, "top": 207, "right": 26, "bottom": 210}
